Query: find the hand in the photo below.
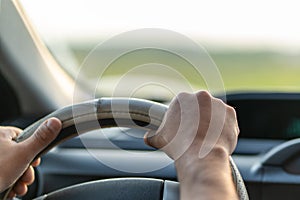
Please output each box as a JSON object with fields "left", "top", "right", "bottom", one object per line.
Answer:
{"left": 0, "top": 118, "right": 62, "bottom": 198}
{"left": 145, "top": 91, "right": 239, "bottom": 199}
{"left": 144, "top": 91, "right": 239, "bottom": 199}
{"left": 145, "top": 90, "right": 239, "bottom": 162}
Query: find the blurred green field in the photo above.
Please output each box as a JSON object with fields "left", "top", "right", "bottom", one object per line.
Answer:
{"left": 70, "top": 46, "right": 300, "bottom": 94}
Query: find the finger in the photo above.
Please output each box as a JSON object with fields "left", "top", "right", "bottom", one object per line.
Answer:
{"left": 19, "top": 118, "right": 62, "bottom": 161}
{"left": 31, "top": 158, "right": 41, "bottom": 167}
{"left": 0, "top": 127, "right": 22, "bottom": 140}
{"left": 198, "top": 98, "right": 226, "bottom": 158}
{"left": 7, "top": 190, "right": 16, "bottom": 199}
{"left": 9, "top": 127, "right": 23, "bottom": 136}
{"left": 144, "top": 130, "right": 167, "bottom": 149}
{"left": 13, "top": 181, "right": 27, "bottom": 197}
{"left": 143, "top": 131, "right": 150, "bottom": 146}
{"left": 143, "top": 131, "right": 156, "bottom": 147}
{"left": 20, "top": 166, "right": 35, "bottom": 185}
{"left": 144, "top": 95, "right": 182, "bottom": 149}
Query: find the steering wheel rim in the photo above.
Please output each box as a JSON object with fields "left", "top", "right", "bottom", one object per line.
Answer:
{"left": 3, "top": 98, "right": 249, "bottom": 200}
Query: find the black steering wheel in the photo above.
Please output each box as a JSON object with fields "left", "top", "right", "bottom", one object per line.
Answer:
{"left": 2, "top": 98, "right": 248, "bottom": 200}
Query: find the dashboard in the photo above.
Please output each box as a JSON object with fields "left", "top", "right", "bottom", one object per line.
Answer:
{"left": 3, "top": 92, "right": 300, "bottom": 199}
{"left": 228, "top": 93, "right": 300, "bottom": 140}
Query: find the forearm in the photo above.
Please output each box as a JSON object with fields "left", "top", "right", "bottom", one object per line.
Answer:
{"left": 175, "top": 147, "right": 238, "bottom": 200}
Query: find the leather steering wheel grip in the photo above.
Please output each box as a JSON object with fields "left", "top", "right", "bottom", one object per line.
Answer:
{"left": 7, "top": 98, "right": 248, "bottom": 200}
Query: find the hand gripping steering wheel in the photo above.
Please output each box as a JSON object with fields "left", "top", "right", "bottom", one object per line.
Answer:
{"left": 2, "top": 98, "right": 248, "bottom": 200}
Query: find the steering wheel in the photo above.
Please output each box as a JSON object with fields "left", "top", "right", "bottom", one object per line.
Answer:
{"left": 2, "top": 98, "right": 249, "bottom": 200}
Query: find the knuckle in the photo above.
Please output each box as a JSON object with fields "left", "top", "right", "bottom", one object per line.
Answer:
{"left": 177, "top": 92, "right": 190, "bottom": 99}
{"left": 212, "top": 98, "right": 226, "bottom": 108}
{"left": 236, "top": 126, "right": 240, "bottom": 136}
{"left": 147, "top": 133, "right": 165, "bottom": 149}
{"left": 34, "top": 125, "right": 52, "bottom": 144}
{"left": 196, "top": 90, "right": 212, "bottom": 104}
{"left": 8, "top": 129, "right": 15, "bottom": 136}
{"left": 198, "top": 90, "right": 211, "bottom": 96}
{"left": 1, "top": 128, "right": 16, "bottom": 139}
{"left": 226, "top": 105, "right": 237, "bottom": 117}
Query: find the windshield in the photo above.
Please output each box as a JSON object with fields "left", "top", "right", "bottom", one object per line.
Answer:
{"left": 19, "top": 0, "right": 300, "bottom": 101}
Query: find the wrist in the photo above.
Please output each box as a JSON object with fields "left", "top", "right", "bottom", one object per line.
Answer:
{"left": 175, "top": 146, "right": 236, "bottom": 199}
{"left": 175, "top": 146, "right": 229, "bottom": 180}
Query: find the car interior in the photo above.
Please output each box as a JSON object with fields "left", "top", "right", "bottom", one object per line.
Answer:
{"left": 1, "top": 0, "right": 300, "bottom": 199}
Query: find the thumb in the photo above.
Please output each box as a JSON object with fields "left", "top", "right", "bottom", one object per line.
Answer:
{"left": 19, "top": 118, "right": 62, "bottom": 161}
{"left": 143, "top": 131, "right": 155, "bottom": 147}
{"left": 143, "top": 130, "right": 165, "bottom": 149}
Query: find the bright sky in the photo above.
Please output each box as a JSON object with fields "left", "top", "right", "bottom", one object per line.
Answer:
{"left": 20, "top": 0, "right": 300, "bottom": 50}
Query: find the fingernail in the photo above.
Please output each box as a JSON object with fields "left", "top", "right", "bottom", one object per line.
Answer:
{"left": 46, "top": 118, "right": 60, "bottom": 132}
